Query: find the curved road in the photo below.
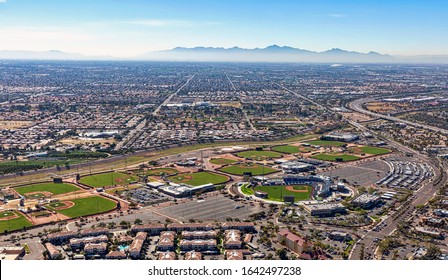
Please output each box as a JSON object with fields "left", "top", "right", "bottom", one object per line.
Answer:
{"left": 349, "top": 97, "right": 448, "bottom": 135}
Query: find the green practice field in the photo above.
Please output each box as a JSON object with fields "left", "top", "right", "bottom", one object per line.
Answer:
{"left": 209, "top": 158, "right": 237, "bottom": 165}
{"left": 79, "top": 172, "right": 137, "bottom": 187}
{"left": 254, "top": 185, "right": 313, "bottom": 202}
{"left": 0, "top": 211, "right": 33, "bottom": 233}
{"left": 236, "top": 150, "right": 282, "bottom": 160}
{"left": 271, "top": 145, "right": 301, "bottom": 154}
{"left": 145, "top": 168, "right": 179, "bottom": 176}
{"left": 219, "top": 163, "right": 278, "bottom": 176}
{"left": 354, "top": 146, "right": 391, "bottom": 155}
{"left": 47, "top": 196, "right": 117, "bottom": 218}
{"left": 169, "top": 171, "right": 229, "bottom": 186}
{"left": 307, "top": 140, "right": 346, "bottom": 147}
{"left": 311, "top": 153, "right": 360, "bottom": 162}
{"left": 14, "top": 183, "right": 80, "bottom": 197}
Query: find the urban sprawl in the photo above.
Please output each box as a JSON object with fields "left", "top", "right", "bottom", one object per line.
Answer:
{"left": 0, "top": 62, "right": 447, "bottom": 261}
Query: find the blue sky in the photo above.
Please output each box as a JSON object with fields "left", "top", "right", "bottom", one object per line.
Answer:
{"left": 0, "top": 0, "right": 446, "bottom": 57}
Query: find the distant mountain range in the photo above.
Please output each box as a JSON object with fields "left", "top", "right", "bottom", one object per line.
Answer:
{"left": 1, "top": 45, "right": 448, "bottom": 64}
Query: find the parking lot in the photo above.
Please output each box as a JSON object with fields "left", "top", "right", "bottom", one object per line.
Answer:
{"left": 157, "top": 195, "right": 261, "bottom": 222}
{"left": 126, "top": 188, "right": 169, "bottom": 205}
{"left": 321, "top": 160, "right": 390, "bottom": 186}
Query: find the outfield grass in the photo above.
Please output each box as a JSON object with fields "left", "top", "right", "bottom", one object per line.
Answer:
{"left": 254, "top": 185, "right": 313, "bottom": 202}
{"left": 79, "top": 172, "right": 137, "bottom": 187}
{"left": 0, "top": 211, "right": 33, "bottom": 233}
{"left": 15, "top": 183, "right": 80, "bottom": 197}
{"left": 271, "top": 145, "right": 301, "bottom": 154}
{"left": 169, "top": 171, "right": 229, "bottom": 186}
{"left": 48, "top": 196, "right": 117, "bottom": 218}
{"left": 357, "top": 146, "right": 391, "bottom": 155}
{"left": 311, "top": 153, "right": 360, "bottom": 162}
{"left": 145, "top": 168, "right": 178, "bottom": 176}
{"left": 219, "top": 163, "right": 278, "bottom": 176}
{"left": 307, "top": 140, "right": 346, "bottom": 147}
{"left": 236, "top": 150, "right": 282, "bottom": 160}
{"left": 209, "top": 158, "right": 237, "bottom": 165}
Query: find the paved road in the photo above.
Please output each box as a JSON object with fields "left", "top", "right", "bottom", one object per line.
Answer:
{"left": 271, "top": 82, "right": 446, "bottom": 260}
{"left": 349, "top": 98, "right": 448, "bottom": 135}
{"left": 346, "top": 109, "right": 447, "bottom": 259}
{"left": 152, "top": 75, "right": 195, "bottom": 116}
{"left": 226, "top": 74, "right": 256, "bottom": 131}
{"left": 22, "top": 240, "right": 46, "bottom": 260}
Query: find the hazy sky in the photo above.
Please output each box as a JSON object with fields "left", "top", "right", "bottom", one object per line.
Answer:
{"left": 0, "top": 0, "right": 447, "bottom": 57}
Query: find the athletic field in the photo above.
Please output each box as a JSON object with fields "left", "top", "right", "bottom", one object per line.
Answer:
{"left": 236, "top": 150, "right": 282, "bottom": 161}
{"left": 14, "top": 182, "right": 80, "bottom": 198}
{"left": 209, "top": 158, "right": 237, "bottom": 165}
{"left": 0, "top": 211, "right": 33, "bottom": 233}
{"left": 219, "top": 163, "right": 278, "bottom": 176}
{"left": 254, "top": 185, "right": 313, "bottom": 202}
{"left": 46, "top": 196, "right": 117, "bottom": 218}
{"left": 169, "top": 171, "right": 229, "bottom": 186}
{"left": 79, "top": 172, "right": 137, "bottom": 187}
{"left": 311, "top": 153, "right": 360, "bottom": 162}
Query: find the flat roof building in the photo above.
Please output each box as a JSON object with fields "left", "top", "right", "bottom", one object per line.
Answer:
{"left": 303, "top": 203, "right": 346, "bottom": 217}
{"left": 352, "top": 193, "right": 381, "bottom": 209}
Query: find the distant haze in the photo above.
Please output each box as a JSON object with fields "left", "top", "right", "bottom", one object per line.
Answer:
{"left": 1, "top": 45, "right": 448, "bottom": 64}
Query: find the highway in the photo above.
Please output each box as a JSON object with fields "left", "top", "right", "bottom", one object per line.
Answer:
{"left": 271, "top": 82, "right": 447, "bottom": 260}
{"left": 349, "top": 97, "right": 448, "bottom": 135}
{"left": 345, "top": 102, "right": 447, "bottom": 259}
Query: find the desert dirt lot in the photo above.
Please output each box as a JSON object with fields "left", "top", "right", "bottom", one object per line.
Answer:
{"left": 0, "top": 120, "right": 33, "bottom": 129}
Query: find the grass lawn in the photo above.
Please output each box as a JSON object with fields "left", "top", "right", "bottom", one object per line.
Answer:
{"left": 240, "top": 183, "right": 254, "bottom": 195}
{"left": 307, "top": 140, "right": 346, "bottom": 147}
{"left": 15, "top": 183, "right": 80, "bottom": 197}
{"left": 209, "top": 158, "right": 238, "bottom": 165}
{"left": 169, "top": 171, "right": 229, "bottom": 186}
{"left": 79, "top": 172, "right": 137, "bottom": 188}
{"left": 145, "top": 168, "right": 179, "bottom": 176}
{"left": 254, "top": 185, "right": 313, "bottom": 202}
{"left": 271, "top": 145, "right": 301, "bottom": 154}
{"left": 219, "top": 163, "right": 278, "bottom": 176}
{"left": 0, "top": 211, "right": 33, "bottom": 233}
{"left": 236, "top": 150, "right": 283, "bottom": 160}
{"left": 49, "top": 196, "right": 117, "bottom": 218}
{"left": 356, "top": 146, "right": 391, "bottom": 155}
{"left": 311, "top": 153, "right": 360, "bottom": 162}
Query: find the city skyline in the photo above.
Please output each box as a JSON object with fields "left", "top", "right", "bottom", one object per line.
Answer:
{"left": 0, "top": 0, "right": 447, "bottom": 57}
